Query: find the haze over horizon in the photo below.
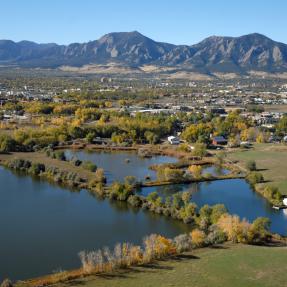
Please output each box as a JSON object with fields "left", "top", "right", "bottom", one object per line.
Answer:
{"left": 1, "top": 0, "right": 287, "bottom": 45}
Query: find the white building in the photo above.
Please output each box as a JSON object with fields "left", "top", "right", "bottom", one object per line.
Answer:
{"left": 168, "top": 136, "right": 180, "bottom": 145}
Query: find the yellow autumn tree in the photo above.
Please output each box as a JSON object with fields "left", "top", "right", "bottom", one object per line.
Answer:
{"left": 190, "top": 229, "right": 206, "bottom": 247}
{"left": 188, "top": 165, "right": 203, "bottom": 179}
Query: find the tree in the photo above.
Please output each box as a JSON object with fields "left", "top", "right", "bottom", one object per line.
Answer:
{"left": 210, "top": 204, "right": 227, "bottom": 224}
{"left": 188, "top": 165, "right": 202, "bottom": 179}
{"left": 248, "top": 217, "right": 271, "bottom": 244}
{"left": 246, "top": 160, "right": 257, "bottom": 171}
{"left": 276, "top": 115, "right": 287, "bottom": 136}
{"left": 144, "top": 131, "right": 159, "bottom": 144}
{"left": 86, "top": 132, "right": 95, "bottom": 143}
{"left": 0, "top": 135, "right": 17, "bottom": 153}
{"left": 246, "top": 172, "right": 264, "bottom": 185}
{"left": 82, "top": 161, "right": 97, "bottom": 172}
{"left": 215, "top": 151, "right": 226, "bottom": 167}
{"left": 217, "top": 214, "right": 251, "bottom": 243}
{"left": 0, "top": 279, "right": 13, "bottom": 287}
{"left": 181, "top": 191, "right": 192, "bottom": 206}
{"left": 190, "top": 229, "right": 206, "bottom": 247}
{"left": 192, "top": 143, "right": 207, "bottom": 158}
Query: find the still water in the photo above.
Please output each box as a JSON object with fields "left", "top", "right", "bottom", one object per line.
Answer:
{"left": 65, "top": 149, "right": 177, "bottom": 184}
{"left": 0, "top": 167, "right": 189, "bottom": 281}
{"left": 139, "top": 179, "right": 287, "bottom": 236}
{"left": 1, "top": 150, "right": 287, "bottom": 281}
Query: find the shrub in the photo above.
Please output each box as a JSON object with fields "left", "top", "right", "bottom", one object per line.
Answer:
{"left": 246, "top": 172, "right": 264, "bottom": 185}
{"left": 29, "top": 163, "right": 46, "bottom": 175}
{"left": 157, "top": 167, "right": 185, "bottom": 182}
{"left": 217, "top": 214, "right": 251, "bottom": 243}
{"left": 246, "top": 160, "right": 257, "bottom": 171}
{"left": 71, "top": 156, "right": 82, "bottom": 167}
{"left": 248, "top": 217, "right": 271, "bottom": 244}
{"left": 0, "top": 279, "right": 13, "bottom": 287}
{"left": 0, "top": 135, "right": 17, "bottom": 153}
{"left": 206, "top": 225, "right": 227, "bottom": 245}
{"left": 95, "top": 168, "right": 106, "bottom": 183}
{"left": 127, "top": 195, "right": 143, "bottom": 207}
{"left": 174, "top": 234, "right": 192, "bottom": 252}
{"left": 263, "top": 186, "right": 282, "bottom": 202}
{"left": 82, "top": 161, "right": 97, "bottom": 172}
{"left": 143, "top": 234, "right": 176, "bottom": 262}
{"left": 210, "top": 204, "right": 228, "bottom": 224}
{"left": 54, "top": 151, "right": 66, "bottom": 161}
{"left": 110, "top": 182, "right": 134, "bottom": 201}
{"left": 7, "top": 159, "right": 31, "bottom": 170}
{"left": 188, "top": 165, "right": 203, "bottom": 179}
{"left": 190, "top": 229, "right": 206, "bottom": 247}
{"left": 192, "top": 143, "right": 207, "bottom": 158}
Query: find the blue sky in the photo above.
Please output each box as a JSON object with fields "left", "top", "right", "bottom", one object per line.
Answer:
{"left": 1, "top": 0, "right": 286, "bottom": 45}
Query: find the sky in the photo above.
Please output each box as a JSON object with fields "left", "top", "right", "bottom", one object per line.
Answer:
{"left": 1, "top": 0, "right": 286, "bottom": 45}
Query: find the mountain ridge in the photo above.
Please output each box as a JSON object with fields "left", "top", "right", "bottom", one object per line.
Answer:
{"left": 0, "top": 31, "right": 287, "bottom": 74}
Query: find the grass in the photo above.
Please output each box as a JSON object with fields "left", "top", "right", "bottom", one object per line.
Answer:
{"left": 0, "top": 151, "right": 96, "bottom": 182}
{"left": 56, "top": 244, "right": 287, "bottom": 287}
{"left": 227, "top": 143, "right": 287, "bottom": 196}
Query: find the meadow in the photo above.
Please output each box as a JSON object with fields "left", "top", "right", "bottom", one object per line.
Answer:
{"left": 227, "top": 143, "right": 287, "bottom": 196}
{"left": 60, "top": 244, "right": 287, "bottom": 287}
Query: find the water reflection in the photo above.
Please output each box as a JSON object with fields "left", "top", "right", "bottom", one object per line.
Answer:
{"left": 140, "top": 179, "right": 287, "bottom": 236}
{"left": 0, "top": 168, "right": 189, "bottom": 281}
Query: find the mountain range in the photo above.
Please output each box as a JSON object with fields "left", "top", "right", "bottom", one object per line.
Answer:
{"left": 1, "top": 31, "right": 287, "bottom": 75}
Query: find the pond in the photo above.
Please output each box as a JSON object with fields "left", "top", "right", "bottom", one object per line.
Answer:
{"left": 2, "top": 150, "right": 287, "bottom": 281}
{"left": 202, "top": 165, "right": 230, "bottom": 176}
{"left": 65, "top": 149, "right": 177, "bottom": 184}
{"left": 0, "top": 167, "right": 189, "bottom": 281}
{"left": 139, "top": 179, "right": 287, "bottom": 236}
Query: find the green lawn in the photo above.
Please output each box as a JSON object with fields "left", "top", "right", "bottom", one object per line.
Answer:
{"left": 227, "top": 143, "right": 287, "bottom": 196}
{"left": 62, "top": 244, "right": 287, "bottom": 287}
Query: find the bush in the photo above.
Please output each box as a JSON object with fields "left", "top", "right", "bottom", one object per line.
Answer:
{"left": 246, "top": 160, "right": 257, "bottom": 171}
{"left": 127, "top": 195, "right": 143, "bottom": 207}
{"left": 157, "top": 167, "right": 185, "bottom": 182}
{"left": 70, "top": 156, "right": 82, "bottom": 167}
{"left": 0, "top": 279, "right": 13, "bottom": 287}
{"left": 54, "top": 151, "right": 66, "bottom": 161}
{"left": 246, "top": 172, "right": 264, "bottom": 185}
{"left": 110, "top": 182, "right": 134, "bottom": 201}
{"left": 174, "top": 234, "right": 192, "bottom": 252}
{"left": 217, "top": 214, "right": 251, "bottom": 243}
{"left": 82, "top": 161, "right": 97, "bottom": 172}
{"left": 190, "top": 229, "right": 206, "bottom": 247}
{"left": 206, "top": 225, "right": 227, "bottom": 245}
{"left": 188, "top": 165, "right": 203, "bottom": 179}
{"left": 29, "top": 163, "right": 46, "bottom": 175}
{"left": 248, "top": 217, "right": 271, "bottom": 244}
{"left": 263, "top": 186, "right": 282, "bottom": 202}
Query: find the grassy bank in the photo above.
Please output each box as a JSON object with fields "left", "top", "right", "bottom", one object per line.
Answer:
{"left": 227, "top": 143, "right": 287, "bottom": 197}
{"left": 51, "top": 244, "right": 287, "bottom": 287}
{"left": 0, "top": 151, "right": 97, "bottom": 183}
{"left": 141, "top": 173, "right": 245, "bottom": 187}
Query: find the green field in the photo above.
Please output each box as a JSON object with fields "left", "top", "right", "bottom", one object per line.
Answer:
{"left": 227, "top": 143, "right": 287, "bottom": 196}
{"left": 62, "top": 244, "right": 287, "bottom": 287}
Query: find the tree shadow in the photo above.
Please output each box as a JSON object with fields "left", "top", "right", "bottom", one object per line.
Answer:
{"left": 62, "top": 252, "right": 203, "bottom": 286}
{"left": 210, "top": 244, "right": 230, "bottom": 249}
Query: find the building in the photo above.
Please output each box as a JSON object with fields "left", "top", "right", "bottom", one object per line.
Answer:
{"left": 168, "top": 136, "right": 180, "bottom": 145}
{"left": 212, "top": 136, "right": 228, "bottom": 145}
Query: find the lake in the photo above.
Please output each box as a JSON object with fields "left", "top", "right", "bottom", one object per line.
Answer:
{"left": 0, "top": 167, "right": 189, "bottom": 281}
{"left": 139, "top": 179, "right": 287, "bottom": 235}
{"left": 65, "top": 149, "right": 177, "bottom": 184}
{"left": 1, "top": 150, "right": 287, "bottom": 281}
